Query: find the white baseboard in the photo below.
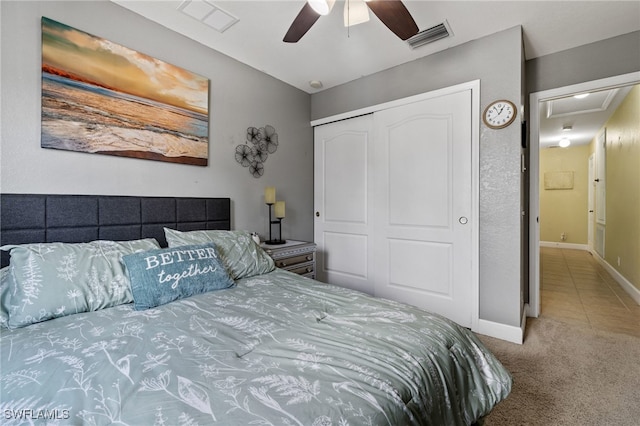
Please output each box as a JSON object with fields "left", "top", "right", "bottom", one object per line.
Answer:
{"left": 476, "top": 314, "right": 525, "bottom": 344}
{"left": 540, "top": 241, "right": 589, "bottom": 251}
{"left": 590, "top": 250, "right": 640, "bottom": 306}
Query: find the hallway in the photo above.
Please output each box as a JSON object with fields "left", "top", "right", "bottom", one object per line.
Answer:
{"left": 540, "top": 247, "right": 640, "bottom": 338}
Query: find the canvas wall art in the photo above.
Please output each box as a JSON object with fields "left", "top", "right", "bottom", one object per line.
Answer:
{"left": 544, "top": 171, "right": 574, "bottom": 190}
{"left": 41, "top": 17, "right": 209, "bottom": 166}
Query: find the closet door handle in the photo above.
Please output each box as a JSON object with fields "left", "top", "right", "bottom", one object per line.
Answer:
{"left": 459, "top": 217, "right": 468, "bottom": 225}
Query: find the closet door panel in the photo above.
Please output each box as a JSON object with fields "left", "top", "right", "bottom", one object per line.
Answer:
{"left": 388, "top": 115, "right": 451, "bottom": 228}
{"left": 314, "top": 115, "right": 374, "bottom": 294}
{"left": 323, "top": 232, "right": 368, "bottom": 279}
{"left": 324, "top": 136, "right": 367, "bottom": 223}
{"left": 374, "top": 89, "right": 473, "bottom": 327}
{"left": 388, "top": 239, "right": 452, "bottom": 296}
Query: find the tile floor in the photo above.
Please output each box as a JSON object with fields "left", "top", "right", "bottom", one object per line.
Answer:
{"left": 540, "top": 247, "right": 640, "bottom": 338}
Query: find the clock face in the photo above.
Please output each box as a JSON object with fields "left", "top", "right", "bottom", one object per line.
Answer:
{"left": 484, "top": 100, "right": 516, "bottom": 129}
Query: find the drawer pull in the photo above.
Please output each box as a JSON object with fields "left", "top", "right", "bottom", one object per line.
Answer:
{"left": 306, "top": 267, "right": 312, "bottom": 273}
{"left": 280, "top": 262, "right": 287, "bottom": 267}
{"left": 306, "top": 255, "right": 312, "bottom": 261}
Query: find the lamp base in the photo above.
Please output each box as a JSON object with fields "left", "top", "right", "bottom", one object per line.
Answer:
{"left": 264, "top": 239, "right": 287, "bottom": 245}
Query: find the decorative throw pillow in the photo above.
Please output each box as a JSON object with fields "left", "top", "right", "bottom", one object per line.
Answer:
{"left": 122, "top": 243, "right": 235, "bottom": 310}
{"left": 164, "top": 228, "right": 275, "bottom": 280}
{"left": 0, "top": 239, "right": 160, "bottom": 328}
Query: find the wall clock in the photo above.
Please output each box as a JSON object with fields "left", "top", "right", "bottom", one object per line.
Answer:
{"left": 483, "top": 100, "right": 517, "bottom": 129}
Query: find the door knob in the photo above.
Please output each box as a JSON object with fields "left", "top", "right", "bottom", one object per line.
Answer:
{"left": 459, "top": 217, "right": 468, "bottom": 225}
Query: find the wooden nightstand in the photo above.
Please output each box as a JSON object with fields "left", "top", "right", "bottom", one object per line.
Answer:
{"left": 260, "top": 240, "right": 316, "bottom": 279}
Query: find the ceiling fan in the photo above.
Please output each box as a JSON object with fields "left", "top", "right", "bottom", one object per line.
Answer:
{"left": 283, "top": 0, "right": 419, "bottom": 43}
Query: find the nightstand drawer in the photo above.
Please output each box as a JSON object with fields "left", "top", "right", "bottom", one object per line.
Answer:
{"left": 274, "top": 253, "right": 314, "bottom": 268}
{"left": 260, "top": 240, "right": 316, "bottom": 278}
{"left": 286, "top": 261, "right": 315, "bottom": 276}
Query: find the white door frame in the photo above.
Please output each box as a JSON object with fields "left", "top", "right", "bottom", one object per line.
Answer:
{"left": 312, "top": 80, "right": 480, "bottom": 332}
{"left": 587, "top": 153, "right": 595, "bottom": 250}
{"left": 527, "top": 72, "right": 640, "bottom": 318}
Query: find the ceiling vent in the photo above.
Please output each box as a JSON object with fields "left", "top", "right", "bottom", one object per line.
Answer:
{"left": 406, "top": 21, "right": 452, "bottom": 49}
{"left": 178, "top": 0, "right": 238, "bottom": 33}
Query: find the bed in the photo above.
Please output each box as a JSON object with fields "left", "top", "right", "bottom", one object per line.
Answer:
{"left": 0, "top": 194, "right": 511, "bottom": 425}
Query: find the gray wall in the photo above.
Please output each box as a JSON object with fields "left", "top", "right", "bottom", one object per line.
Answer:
{"left": 312, "top": 27, "right": 525, "bottom": 328}
{"left": 526, "top": 31, "right": 640, "bottom": 95}
{"left": 0, "top": 1, "right": 314, "bottom": 242}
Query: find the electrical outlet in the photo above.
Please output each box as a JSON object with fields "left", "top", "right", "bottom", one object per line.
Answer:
{"left": 617, "top": 256, "right": 621, "bottom": 266}
{"left": 560, "top": 232, "right": 566, "bottom": 241}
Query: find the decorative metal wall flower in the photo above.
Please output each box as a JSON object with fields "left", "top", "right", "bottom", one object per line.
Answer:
{"left": 247, "top": 127, "right": 260, "bottom": 144}
{"left": 249, "top": 161, "right": 264, "bottom": 178}
{"left": 235, "top": 125, "right": 279, "bottom": 178}
{"left": 261, "top": 125, "right": 279, "bottom": 153}
{"left": 252, "top": 143, "right": 268, "bottom": 163}
{"left": 234, "top": 144, "right": 252, "bottom": 167}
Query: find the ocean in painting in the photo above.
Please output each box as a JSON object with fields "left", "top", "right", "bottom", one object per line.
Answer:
{"left": 41, "top": 72, "right": 209, "bottom": 165}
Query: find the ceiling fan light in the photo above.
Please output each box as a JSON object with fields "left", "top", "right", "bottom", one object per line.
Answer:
{"left": 344, "top": 0, "right": 370, "bottom": 27}
{"left": 308, "top": 0, "right": 335, "bottom": 16}
{"left": 559, "top": 138, "right": 571, "bottom": 148}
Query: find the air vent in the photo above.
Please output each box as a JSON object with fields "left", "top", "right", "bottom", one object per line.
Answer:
{"left": 406, "top": 21, "right": 452, "bottom": 49}
{"left": 177, "top": 0, "right": 238, "bottom": 33}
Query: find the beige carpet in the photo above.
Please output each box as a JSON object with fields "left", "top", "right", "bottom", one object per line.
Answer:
{"left": 478, "top": 317, "right": 640, "bottom": 426}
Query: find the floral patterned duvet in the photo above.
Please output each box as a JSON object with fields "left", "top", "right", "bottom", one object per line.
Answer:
{"left": 0, "top": 269, "right": 511, "bottom": 425}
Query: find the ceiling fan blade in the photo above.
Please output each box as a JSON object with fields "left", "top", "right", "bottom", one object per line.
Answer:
{"left": 366, "top": 0, "right": 419, "bottom": 40}
{"left": 283, "top": 3, "right": 321, "bottom": 43}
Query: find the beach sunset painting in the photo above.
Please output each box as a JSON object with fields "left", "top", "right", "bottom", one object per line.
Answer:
{"left": 41, "top": 17, "right": 209, "bottom": 166}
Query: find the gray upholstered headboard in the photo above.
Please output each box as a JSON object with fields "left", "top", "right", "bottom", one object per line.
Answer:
{"left": 0, "top": 194, "right": 231, "bottom": 268}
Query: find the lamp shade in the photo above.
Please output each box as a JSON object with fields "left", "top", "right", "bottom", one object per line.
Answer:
{"left": 274, "top": 201, "right": 286, "bottom": 218}
{"left": 265, "top": 187, "right": 276, "bottom": 204}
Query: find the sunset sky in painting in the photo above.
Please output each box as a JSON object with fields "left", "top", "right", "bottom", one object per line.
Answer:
{"left": 41, "top": 17, "right": 208, "bottom": 115}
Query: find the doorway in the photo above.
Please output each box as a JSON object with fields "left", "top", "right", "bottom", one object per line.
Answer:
{"left": 528, "top": 71, "right": 640, "bottom": 318}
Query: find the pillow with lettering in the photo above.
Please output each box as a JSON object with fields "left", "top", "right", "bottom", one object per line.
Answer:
{"left": 122, "top": 243, "right": 235, "bottom": 310}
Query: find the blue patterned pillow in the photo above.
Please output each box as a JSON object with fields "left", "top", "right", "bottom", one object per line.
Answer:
{"left": 123, "top": 243, "right": 235, "bottom": 310}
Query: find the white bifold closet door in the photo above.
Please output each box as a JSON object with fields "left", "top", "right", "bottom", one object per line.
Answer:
{"left": 313, "top": 115, "right": 375, "bottom": 294}
{"left": 314, "top": 88, "right": 473, "bottom": 327}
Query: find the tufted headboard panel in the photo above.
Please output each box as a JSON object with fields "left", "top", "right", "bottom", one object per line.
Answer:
{"left": 0, "top": 194, "right": 231, "bottom": 268}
